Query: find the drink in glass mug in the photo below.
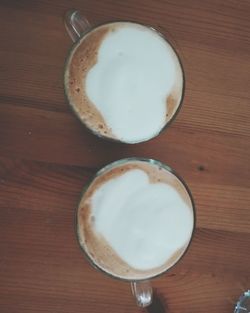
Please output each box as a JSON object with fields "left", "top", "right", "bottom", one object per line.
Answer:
{"left": 64, "top": 11, "right": 184, "bottom": 144}
{"left": 76, "top": 157, "right": 195, "bottom": 307}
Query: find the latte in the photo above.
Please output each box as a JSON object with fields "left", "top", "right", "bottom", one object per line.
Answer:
{"left": 65, "top": 22, "right": 184, "bottom": 143}
{"left": 77, "top": 159, "right": 194, "bottom": 280}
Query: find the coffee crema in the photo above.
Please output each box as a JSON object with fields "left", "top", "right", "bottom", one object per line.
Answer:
{"left": 77, "top": 160, "right": 194, "bottom": 280}
{"left": 65, "top": 22, "right": 184, "bottom": 143}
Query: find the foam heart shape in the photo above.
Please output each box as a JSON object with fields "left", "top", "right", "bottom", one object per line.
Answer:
{"left": 91, "top": 169, "right": 193, "bottom": 270}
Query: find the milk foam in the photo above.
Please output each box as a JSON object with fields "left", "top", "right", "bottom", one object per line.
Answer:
{"left": 86, "top": 23, "right": 182, "bottom": 143}
{"left": 91, "top": 168, "right": 193, "bottom": 270}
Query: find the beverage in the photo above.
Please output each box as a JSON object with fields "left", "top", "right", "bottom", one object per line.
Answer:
{"left": 76, "top": 159, "right": 194, "bottom": 280}
{"left": 64, "top": 22, "right": 184, "bottom": 143}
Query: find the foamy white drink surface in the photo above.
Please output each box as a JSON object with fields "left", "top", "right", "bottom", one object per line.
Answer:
{"left": 91, "top": 169, "right": 193, "bottom": 270}
{"left": 65, "top": 23, "right": 183, "bottom": 143}
{"left": 84, "top": 23, "right": 183, "bottom": 143}
{"left": 77, "top": 160, "right": 194, "bottom": 280}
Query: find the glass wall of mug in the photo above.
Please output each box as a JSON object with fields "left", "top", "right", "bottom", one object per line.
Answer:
{"left": 75, "top": 157, "right": 195, "bottom": 307}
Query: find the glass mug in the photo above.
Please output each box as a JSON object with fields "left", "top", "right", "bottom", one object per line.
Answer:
{"left": 64, "top": 10, "right": 185, "bottom": 144}
{"left": 75, "top": 157, "right": 195, "bottom": 309}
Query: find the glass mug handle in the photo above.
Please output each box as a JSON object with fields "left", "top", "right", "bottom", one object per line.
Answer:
{"left": 64, "top": 10, "right": 91, "bottom": 42}
{"left": 131, "top": 280, "right": 153, "bottom": 307}
{"left": 64, "top": 9, "right": 153, "bottom": 310}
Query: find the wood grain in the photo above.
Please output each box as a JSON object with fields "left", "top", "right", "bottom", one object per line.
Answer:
{"left": 0, "top": 1, "right": 250, "bottom": 313}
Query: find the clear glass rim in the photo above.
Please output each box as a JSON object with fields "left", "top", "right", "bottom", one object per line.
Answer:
{"left": 63, "top": 20, "right": 186, "bottom": 144}
{"left": 75, "top": 157, "right": 196, "bottom": 282}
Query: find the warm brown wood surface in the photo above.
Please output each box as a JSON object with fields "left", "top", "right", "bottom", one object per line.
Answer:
{"left": 0, "top": 1, "right": 250, "bottom": 312}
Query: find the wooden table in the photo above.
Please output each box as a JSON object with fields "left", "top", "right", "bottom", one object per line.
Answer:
{"left": 0, "top": 1, "right": 249, "bottom": 312}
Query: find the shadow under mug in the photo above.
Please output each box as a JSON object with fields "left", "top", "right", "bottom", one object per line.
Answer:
{"left": 63, "top": 10, "right": 185, "bottom": 144}
{"left": 75, "top": 157, "right": 196, "bottom": 308}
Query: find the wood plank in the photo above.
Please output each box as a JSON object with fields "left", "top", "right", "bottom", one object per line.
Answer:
{"left": 0, "top": 104, "right": 249, "bottom": 189}
{"left": 0, "top": 156, "right": 249, "bottom": 248}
